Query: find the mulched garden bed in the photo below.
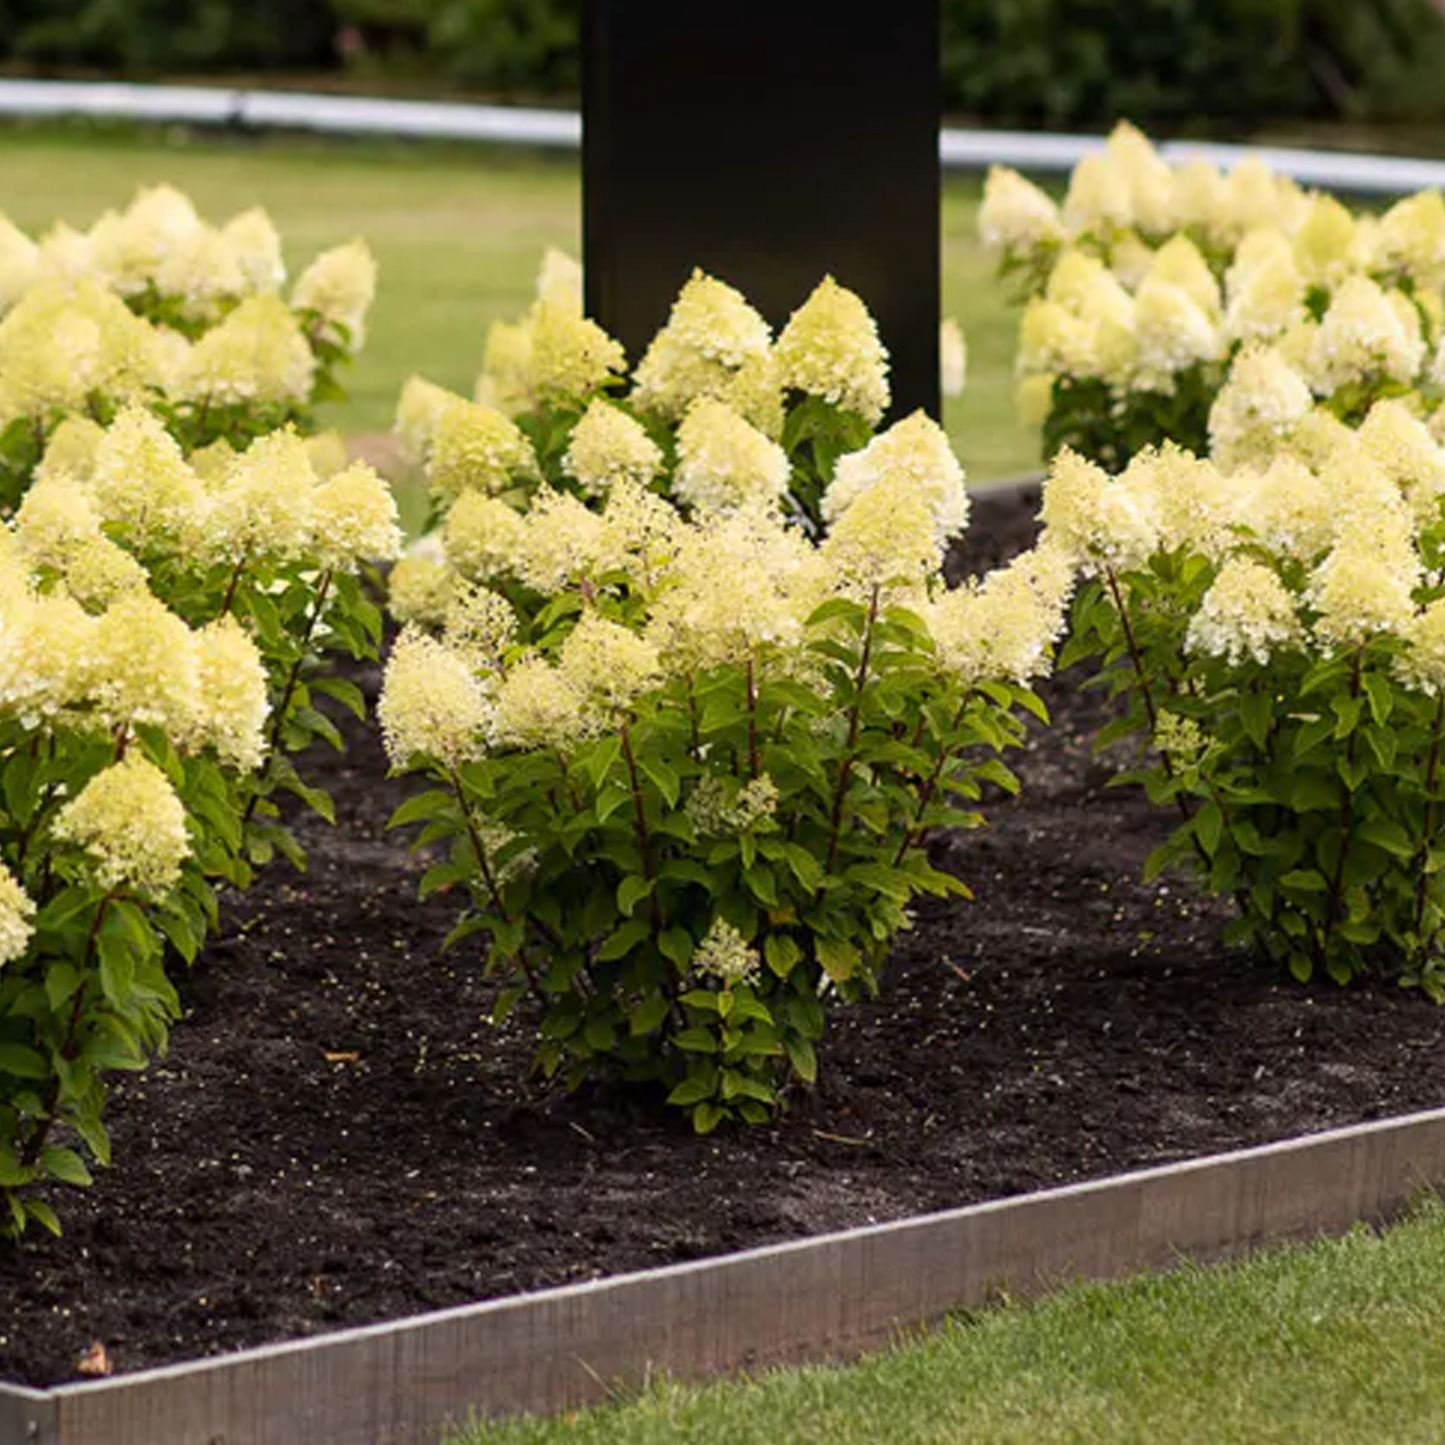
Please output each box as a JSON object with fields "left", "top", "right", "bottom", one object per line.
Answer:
{"left": 5, "top": 483, "right": 1445, "bottom": 1390}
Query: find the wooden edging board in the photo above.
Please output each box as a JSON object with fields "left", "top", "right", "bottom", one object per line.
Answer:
{"left": 4, "top": 1104, "right": 1445, "bottom": 1445}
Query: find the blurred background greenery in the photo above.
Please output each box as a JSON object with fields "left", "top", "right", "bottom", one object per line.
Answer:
{"left": 3, "top": 0, "right": 1445, "bottom": 134}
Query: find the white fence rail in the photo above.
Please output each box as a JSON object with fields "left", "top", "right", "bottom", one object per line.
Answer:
{"left": 3, "top": 78, "right": 1445, "bottom": 196}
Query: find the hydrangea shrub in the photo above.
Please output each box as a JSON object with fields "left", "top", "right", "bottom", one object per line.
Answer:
{"left": 980, "top": 123, "right": 1445, "bottom": 471}
{"left": 1044, "top": 416, "right": 1445, "bottom": 995}
{"left": 381, "top": 268, "right": 1068, "bottom": 1129}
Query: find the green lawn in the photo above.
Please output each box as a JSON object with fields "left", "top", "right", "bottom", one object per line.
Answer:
{"left": 0, "top": 123, "right": 1039, "bottom": 484}
{"left": 452, "top": 1199, "right": 1445, "bottom": 1445}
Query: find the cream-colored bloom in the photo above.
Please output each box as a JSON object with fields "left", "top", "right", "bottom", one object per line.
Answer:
{"left": 1120, "top": 444, "right": 1236, "bottom": 559}
{"left": 535, "top": 247, "right": 583, "bottom": 311}
{"left": 1130, "top": 280, "right": 1222, "bottom": 392}
{"left": 1309, "top": 277, "right": 1426, "bottom": 392}
{"left": 490, "top": 656, "right": 592, "bottom": 752}
{"left": 442, "top": 583, "right": 518, "bottom": 673}
{"left": 525, "top": 298, "right": 626, "bottom": 408}
{"left": 173, "top": 294, "right": 316, "bottom": 407}
{"left": 774, "top": 276, "right": 889, "bottom": 425}
{"left": 1375, "top": 190, "right": 1445, "bottom": 290}
{"left": 0, "top": 863, "right": 34, "bottom": 967}
{"left": 291, "top": 239, "right": 376, "bottom": 349}
{"left": 510, "top": 486, "right": 606, "bottom": 593}
{"left": 645, "top": 508, "right": 826, "bottom": 671}
{"left": 674, "top": 398, "right": 791, "bottom": 515}
{"left": 474, "top": 316, "right": 535, "bottom": 417}
{"left": 202, "top": 427, "right": 316, "bottom": 562}
{"left": 820, "top": 471, "right": 940, "bottom": 600}
{"left": 930, "top": 538, "right": 1075, "bottom": 685}
{"left": 631, "top": 269, "right": 772, "bottom": 420}
{"left": 1238, "top": 455, "right": 1334, "bottom": 562}
{"left": 311, "top": 461, "right": 404, "bottom": 569}
{"left": 379, "top": 627, "right": 492, "bottom": 768}
{"left": 0, "top": 280, "right": 163, "bottom": 418}
{"left": 1105, "top": 122, "right": 1177, "bottom": 235}
{"left": 35, "top": 415, "right": 104, "bottom": 485}
{"left": 1215, "top": 158, "right": 1304, "bottom": 249}
{"left": 305, "top": 429, "right": 350, "bottom": 479}
{"left": 189, "top": 615, "right": 270, "bottom": 770}
{"left": 939, "top": 317, "right": 968, "bottom": 397}
{"left": 442, "top": 491, "right": 527, "bottom": 585}
{"left": 220, "top": 207, "right": 286, "bottom": 293}
{"left": 1186, "top": 558, "right": 1301, "bottom": 666}
{"left": 1207, "top": 344, "right": 1314, "bottom": 473}
{"left": 13, "top": 472, "right": 104, "bottom": 571}
{"left": 91, "top": 592, "right": 200, "bottom": 735}
{"left": 822, "top": 410, "right": 968, "bottom": 545}
{"left": 1169, "top": 158, "right": 1225, "bottom": 232}
{"left": 394, "top": 374, "right": 460, "bottom": 470}
{"left": 561, "top": 398, "right": 663, "bottom": 497}
{"left": 978, "top": 166, "right": 1063, "bottom": 257}
{"left": 0, "top": 592, "right": 98, "bottom": 727}
{"left": 89, "top": 404, "right": 204, "bottom": 550}
{"left": 1062, "top": 151, "right": 1133, "bottom": 235}
{"left": 59, "top": 536, "right": 151, "bottom": 610}
{"left": 1144, "top": 234, "right": 1220, "bottom": 317}
{"left": 387, "top": 534, "right": 454, "bottom": 627}
{"left": 596, "top": 477, "right": 688, "bottom": 593}
{"left": 556, "top": 611, "right": 662, "bottom": 715}
{"left": 686, "top": 773, "right": 780, "bottom": 837}
{"left": 53, "top": 754, "right": 190, "bottom": 894}
{"left": 692, "top": 915, "right": 760, "bottom": 986}
{"left": 1356, "top": 399, "right": 1445, "bottom": 526}
{"left": 88, "top": 185, "right": 200, "bottom": 296}
{"left": 1292, "top": 193, "right": 1363, "bottom": 287}
{"left": 1308, "top": 538, "right": 1418, "bottom": 648}
{"left": 1396, "top": 599, "right": 1445, "bottom": 695}
{"left": 153, "top": 225, "right": 246, "bottom": 322}
{"left": 0, "top": 214, "right": 39, "bottom": 313}
{"left": 428, "top": 397, "right": 539, "bottom": 502}
{"left": 1224, "top": 228, "right": 1305, "bottom": 342}
{"left": 1040, "top": 447, "right": 1159, "bottom": 575}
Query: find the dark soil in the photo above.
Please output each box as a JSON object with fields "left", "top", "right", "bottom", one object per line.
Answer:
{"left": 6, "top": 484, "right": 1445, "bottom": 1389}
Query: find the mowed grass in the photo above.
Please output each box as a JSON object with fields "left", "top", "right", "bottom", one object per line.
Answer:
{"left": 453, "top": 1199, "right": 1445, "bottom": 1445}
{"left": 0, "top": 123, "right": 1039, "bottom": 483}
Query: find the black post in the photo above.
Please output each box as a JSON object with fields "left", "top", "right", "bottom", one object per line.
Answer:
{"left": 583, "top": 0, "right": 940, "bottom": 422}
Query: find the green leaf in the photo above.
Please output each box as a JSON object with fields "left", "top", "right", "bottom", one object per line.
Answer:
{"left": 1193, "top": 801, "right": 1223, "bottom": 855}
{"left": 692, "top": 1101, "right": 726, "bottom": 1134}
{"left": 784, "top": 1035, "right": 818, "bottom": 1083}
{"left": 764, "top": 933, "right": 802, "bottom": 979}
{"left": 583, "top": 735, "right": 623, "bottom": 789}
{"left": 639, "top": 756, "right": 681, "bottom": 810}
{"left": 666, "top": 1075, "right": 717, "bottom": 1107}
{"left": 845, "top": 862, "right": 914, "bottom": 903}
{"left": 659, "top": 927, "right": 694, "bottom": 969}
{"left": 616, "top": 875, "right": 655, "bottom": 918}
{"left": 0, "top": 1043, "right": 48, "bottom": 1079}
{"left": 596, "top": 917, "right": 651, "bottom": 962}
{"left": 1363, "top": 671, "right": 1394, "bottom": 727}
{"left": 815, "top": 936, "right": 860, "bottom": 983}
{"left": 674, "top": 1027, "right": 719, "bottom": 1053}
{"left": 40, "top": 1147, "right": 93, "bottom": 1188}
{"left": 1357, "top": 816, "right": 1414, "bottom": 860}
{"left": 387, "top": 788, "right": 457, "bottom": 831}
{"left": 629, "top": 995, "right": 671, "bottom": 1036}
{"left": 1239, "top": 690, "right": 1272, "bottom": 749}
{"left": 24, "top": 1199, "right": 62, "bottom": 1237}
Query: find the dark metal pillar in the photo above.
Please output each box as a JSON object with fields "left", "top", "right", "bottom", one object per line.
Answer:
{"left": 583, "top": 0, "right": 940, "bottom": 421}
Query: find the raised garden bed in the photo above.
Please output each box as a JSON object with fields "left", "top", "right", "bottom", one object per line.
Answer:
{"left": 3, "top": 483, "right": 1445, "bottom": 1398}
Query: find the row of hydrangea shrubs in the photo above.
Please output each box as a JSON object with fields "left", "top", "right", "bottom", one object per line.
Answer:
{"left": 7, "top": 125, "right": 1445, "bottom": 1233}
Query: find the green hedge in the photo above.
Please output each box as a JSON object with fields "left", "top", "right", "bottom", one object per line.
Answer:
{"left": 2, "top": 0, "right": 1444, "bottom": 129}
